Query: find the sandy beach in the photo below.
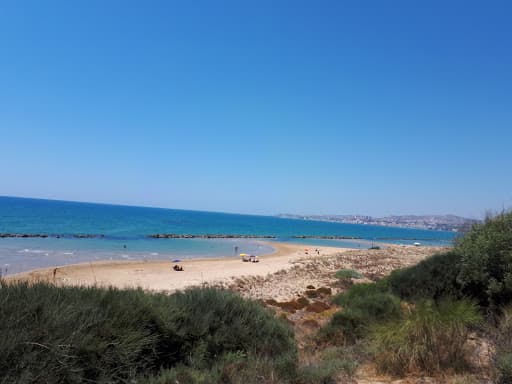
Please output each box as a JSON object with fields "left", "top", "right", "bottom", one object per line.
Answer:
{"left": 8, "top": 242, "right": 345, "bottom": 291}
{"left": 8, "top": 242, "right": 445, "bottom": 299}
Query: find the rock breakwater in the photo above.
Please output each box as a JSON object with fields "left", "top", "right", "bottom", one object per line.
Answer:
{"left": 0, "top": 233, "right": 105, "bottom": 239}
{"left": 148, "top": 234, "right": 276, "bottom": 239}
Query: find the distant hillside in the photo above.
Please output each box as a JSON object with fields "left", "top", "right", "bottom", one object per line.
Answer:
{"left": 276, "top": 213, "right": 480, "bottom": 232}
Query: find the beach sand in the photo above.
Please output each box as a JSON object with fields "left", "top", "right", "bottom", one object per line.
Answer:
{"left": 8, "top": 242, "right": 445, "bottom": 299}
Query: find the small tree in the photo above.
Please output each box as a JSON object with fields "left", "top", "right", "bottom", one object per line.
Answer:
{"left": 456, "top": 211, "right": 512, "bottom": 309}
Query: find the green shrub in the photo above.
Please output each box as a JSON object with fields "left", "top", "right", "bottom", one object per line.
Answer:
{"left": 384, "top": 212, "right": 512, "bottom": 310}
{"left": 143, "top": 354, "right": 289, "bottom": 384}
{"left": 387, "top": 251, "right": 463, "bottom": 301}
{"left": 492, "top": 306, "right": 512, "bottom": 383}
{"left": 371, "top": 299, "right": 481, "bottom": 375}
{"left": 295, "top": 361, "right": 344, "bottom": 384}
{"left": 144, "top": 346, "right": 357, "bottom": 384}
{"left": 331, "top": 281, "right": 387, "bottom": 307}
{"left": 0, "top": 282, "right": 167, "bottom": 383}
{"left": 335, "top": 269, "right": 363, "bottom": 280}
{"left": 295, "top": 347, "right": 358, "bottom": 384}
{"left": 163, "top": 288, "right": 297, "bottom": 372}
{"left": 496, "top": 353, "right": 512, "bottom": 384}
{"left": 323, "top": 283, "right": 401, "bottom": 343}
{"left": 456, "top": 211, "right": 512, "bottom": 308}
{"left": 0, "top": 283, "right": 297, "bottom": 383}
{"left": 451, "top": 375, "right": 480, "bottom": 384}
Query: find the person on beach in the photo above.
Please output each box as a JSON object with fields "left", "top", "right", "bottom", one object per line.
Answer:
{"left": 173, "top": 264, "right": 184, "bottom": 271}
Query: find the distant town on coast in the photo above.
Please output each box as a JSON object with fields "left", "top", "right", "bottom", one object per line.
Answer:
{"left": 276, "top": 213, "right": 480, "bottom": 232}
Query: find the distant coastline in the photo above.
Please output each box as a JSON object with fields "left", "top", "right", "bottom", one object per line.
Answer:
{"left": 276, "top": 213, "right": 480, "bottom": 232}
{"left": 0, "top": 196, "right": 458, "bottom": 276}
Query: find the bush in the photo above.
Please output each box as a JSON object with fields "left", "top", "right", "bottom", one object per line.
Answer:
{"left": 0, "top": 282, "right": 167, "bottom": 383}
{"left": 294, "top": 347, "right": 358, "bottom": 384}
{"left": 384, "top": 212, "right": 512, "bottom": 310}
{"left": 0, "top": 283, "right": 297, "bottom": 383}
{"left": 456, "top": 211, "right": 512, "bottom": 308}
{"left": 496, "top": 353, "right": 512, "bottom": 384}
{"left": 323, "top": 283, "right": 401, "bottom": 343}
{"left": 143, "top": 354, "right": 289, "bottom": 384}
{"left": 492, "top": 306, "right": 512, "bottom": 383}
{"left": 371, "top": 299, "right": 482, "bottom": 375}
{"left": 144, "top": 346, "right": 358, "bottom": 384}
{"left": 335, "top": 269, "right": 363, "bottom": 280}
{"left": 162, "top": 288, "right": 297, "bottom": 372}
{"left": 451, "top": 375, "right": 480, "bottom": 384}
{"left": 387, "top": 251, "right": 463, "bottom": 301}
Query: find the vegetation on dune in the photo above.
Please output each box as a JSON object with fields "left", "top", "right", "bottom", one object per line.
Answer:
{"left": 141, "top": 354, "right": 290, "bottom": 384}
{"left": 371, "top": 299, "right": 482, "bottom": 375}
{"left": 318, "top": 211, "right": 512, "bottom": 378}
{"left": 386, "top": 211, "right": 512, "bottom": 310}
{"left": 456, "top": 212, "right": 512, "bottom": 309}
{"left": 323, "top": 282, "right": 401, "bottom": 343}
{"left": 294, "top": 346, "right": 358, "bottom": 384}
{"left": 0, "top": 284, "right": 296, "bottom": 384}
{"left": 335, "top": 268, "right": 363, "bottom": 280}
{"left": 2, "top": 211, "right": 512, "bottom": 382}
{"left": 146, "top": 347, "right": 358, "bottom": 384}
{"left": 492, "top": 306, "right": 512, "bottom": 383}
{"left": 387, "top": 250, "right": 463, "bottom": 301}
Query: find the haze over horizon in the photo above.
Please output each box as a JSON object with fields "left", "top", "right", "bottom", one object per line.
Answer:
{"left": 1, "top": 1, "right": 511, "bottom": 218}
{"left": 0, "top": 195, "right": 486, "bottom": 221}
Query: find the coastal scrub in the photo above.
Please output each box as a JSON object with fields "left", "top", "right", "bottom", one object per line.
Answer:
{"left": 0, "top": 283, "right": 296, "bottom": 383}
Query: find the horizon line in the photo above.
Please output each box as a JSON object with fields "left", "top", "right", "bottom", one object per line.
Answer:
{"left": 0, "top": 194, "right": 479, "bottom": 220}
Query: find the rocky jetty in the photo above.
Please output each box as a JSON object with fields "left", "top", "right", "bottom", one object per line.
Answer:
{"left": 0, "top": 233, "right": 104, "bottom": 239}
{"left": 292, "top": 235, "right": 360, "bottom": 240}
{"left": 148, "top": 234, "right": 276, "bottom": 239}
{"left": 0, "top": 233, "right": 49, "bottom": 238}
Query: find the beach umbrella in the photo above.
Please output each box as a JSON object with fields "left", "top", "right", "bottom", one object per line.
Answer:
{"left": 239, "top": 253, "right": 248, "bottom": 257}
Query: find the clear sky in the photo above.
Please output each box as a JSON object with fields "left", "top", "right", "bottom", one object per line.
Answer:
{"left": 1, "top": 1, "right": 511, "bottom": 218}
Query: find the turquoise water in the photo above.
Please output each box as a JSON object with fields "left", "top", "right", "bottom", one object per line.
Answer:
{"left": 0, "top": 196, "right": 457, "bottom": 275}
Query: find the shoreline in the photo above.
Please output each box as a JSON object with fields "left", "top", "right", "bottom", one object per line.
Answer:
{"left": 7, "top": 242, "right": 355, "bottom": 292}
{"left": 6, "top": 242, "right": 446, "bottom": 295}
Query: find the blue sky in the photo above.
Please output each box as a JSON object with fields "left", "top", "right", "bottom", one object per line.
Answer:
{"left": 1, "top": 0, "right": 511, "bottom": 218}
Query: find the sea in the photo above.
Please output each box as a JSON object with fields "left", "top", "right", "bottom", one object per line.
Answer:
{"left": 0, "top": 196, "right": 458, "bottom": 275}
